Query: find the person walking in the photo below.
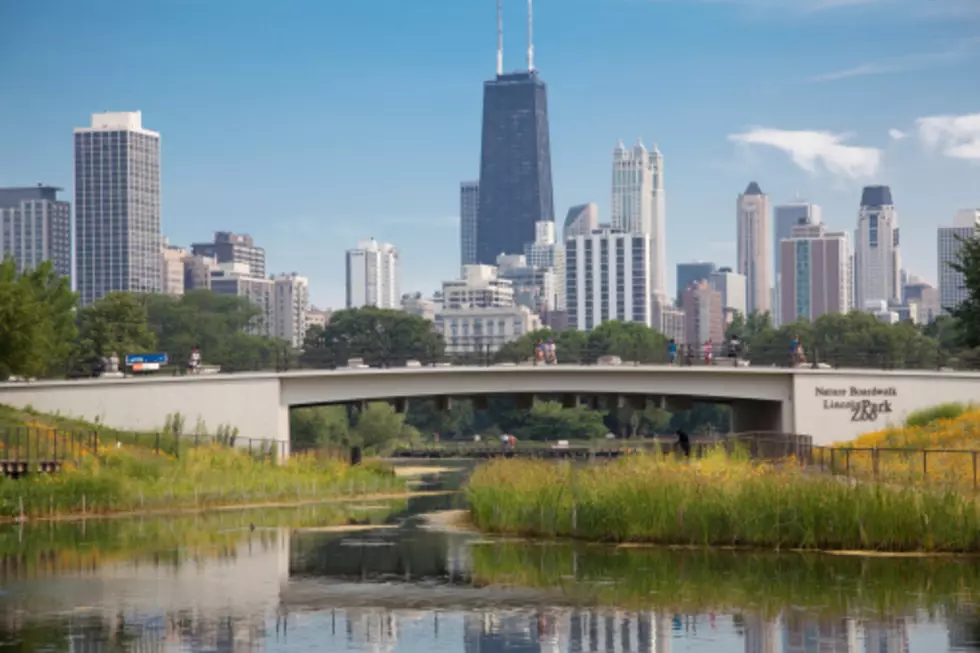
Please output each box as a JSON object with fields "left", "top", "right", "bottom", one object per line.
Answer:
{"left": 187, "top": 345, "right": 202, "bottom": 375}
{"left": 703, "top": 339, "right": 713, "bottom": 365}
{"left": 667, "top": 339, "right": 678, "bottom": 365}
{"left": 676, "top": 429, "right": 691, "bottom": 458}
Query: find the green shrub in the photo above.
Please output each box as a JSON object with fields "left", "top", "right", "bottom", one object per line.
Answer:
{"left": 905, "top": 402, "right": 971, "bottom": 429}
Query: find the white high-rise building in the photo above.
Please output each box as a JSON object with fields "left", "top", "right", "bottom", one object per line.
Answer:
{"left": 938, "top": 209, "right": 980, "bottom": 314}
{"left": 611, "top": 140, "right": 666, "bottom": 297}
{"left": 345, "top": 238, "right": 399, "bottom": 309}
{"left": 210, "top": 262, "right": 274, "bottom": 337}
{"left": 524, "top": 220, "right": 565, "bottom": 310}
{"left": 854, "top": 186, "right": 901, "bottom": 310}
{"left": 460, "top": 181, "right": 479, "bottom": 266}
{"left": 736, "top": 182, "right": 772, "bottom": 315}
{"left": 566, "top": 227, "right": 653, "bottom": 331}
{"left": 273, "top": 274, "right": 309, "bottom": 348}
{"left": 74, "top": 111, "right": 162, "bottom": 305}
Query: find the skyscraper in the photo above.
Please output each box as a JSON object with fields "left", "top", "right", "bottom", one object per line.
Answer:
{"left": 682, "top": 280, "right": 724, "bottom": 349}
{"left": 476, "top": 0, "right": 554, "bottom": 264}
{"left": 460, "top": 181, "right": 479, "bottom": 266}
{"left": 779, "top": 223, "right": 850, "bottom": 324}
{"left": 74, "top": 111, "right": 162, "bottom": 304}
{"left": 345, "top": 238, "right": 399, "bottom": 309}
{"left": 191, "top": 231, "right": 266, "bottom": 278}
{"left": 938, "top": 209, "right": 980, "bottom": 313}
{"left": 0, "top": 185, "right": 71, "bottom": 279}
{"left": 773, "top": 202, "right": 820, "bottom": 326}
{"left": 709, "top": 267, "right": 747, "bottom": 324}
{"left": 736, "top": 182, "right": 772, "bottom": 315}
{"left": 611, "top": 140, "right": 666, "bottom": 297}
{"left": 854, "top": 185, "right": 900, "bottom": 310}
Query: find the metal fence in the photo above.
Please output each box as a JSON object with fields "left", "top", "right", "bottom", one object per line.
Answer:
{"left": 0, "top": 426, "right": 288, "bottom": 467}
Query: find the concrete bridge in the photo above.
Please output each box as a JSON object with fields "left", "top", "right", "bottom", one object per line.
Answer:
{"left": 0, "top": 366, "right": 977, "bottom": 457}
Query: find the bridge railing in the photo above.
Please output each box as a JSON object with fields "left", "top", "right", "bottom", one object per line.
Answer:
{"left": 285, "top": 341, "right": 980, "bottom": 373}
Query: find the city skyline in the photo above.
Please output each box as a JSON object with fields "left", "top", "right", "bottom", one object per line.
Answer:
{"left": 1, "top": 0, "right": 979, "bottom": 308}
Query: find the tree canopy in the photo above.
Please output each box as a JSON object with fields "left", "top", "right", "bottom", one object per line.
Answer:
{"left": 0, "top": 259, "right": 76, "bottom": 380}
{"left": 950, "top": 233, "right": 980, "bottom": 349}
{"left": 299, "top": 307, "right": 445, "bottom": 368}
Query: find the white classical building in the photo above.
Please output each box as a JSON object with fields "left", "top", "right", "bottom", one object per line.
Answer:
{"left": 345, "top": 238, "right": 399, "bottom": 309}
{"left": 736, "top": 181, "right": 772, "bottom": 315}
{"left": 435, "top": 265, "right": 539, "bottom": 354}
{"left": 938, "top": 209, "right": 980, "bottom": 314}
{"left": 854, "top": 186, "right": 901, "bottom": 311}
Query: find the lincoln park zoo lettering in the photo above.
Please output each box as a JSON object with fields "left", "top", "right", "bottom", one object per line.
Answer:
{"left": 814, "top": 386, "right": 897, "bottom": 422}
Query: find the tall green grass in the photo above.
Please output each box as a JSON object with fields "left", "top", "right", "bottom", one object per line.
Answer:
{"left": 470, "top": 542, "right": 980, "bottom": 616}
{"left": 904, "top": 402, "right": 972, "bottom": 429}
{"left": 466, "top": 452, "right": 980, "bottom": 552}
{"left": 0, "top": 445, "right": 405, "bottom": 519}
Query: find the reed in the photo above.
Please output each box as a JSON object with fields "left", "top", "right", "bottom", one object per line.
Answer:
{"left": 0, "top": 444, "right": 405, "bottom": 520}
{"left": 466, "top": 451, "right": 980, "bottom": 552}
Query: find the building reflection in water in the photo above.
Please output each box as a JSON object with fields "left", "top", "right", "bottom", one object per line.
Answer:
{"left": 461, "top": 609, "right": 677, "bottom": 653}
{"left": 738, "top": 611, "right": 913, "bottom": 653}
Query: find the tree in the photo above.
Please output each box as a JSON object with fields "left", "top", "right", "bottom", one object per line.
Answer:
{"left": 495, "top": 328, "right": 588, "bottom": 364}
{"left": 146, "top": 291, "right": 287, "bottom": 372}
{"left": 353, "top": 403, "right": 418, "bottom": 452}
{"left": 513, "top": 401, "right": 608, "bottom": 441}
{"left": 76, "top": 292, "right": 156, "bottom": 362}
{"left": 290, "top": 405, "right": 351, "bottom": 450}
{"left": 950, "top": 233, "right": 980, "bottom": 349}
{"left": 586, "top": 321, "right": 667, "bottom": 364}
{"left": 300, "top": 308, "right": 445, "bottom": 368}
{"left": 0, "top": 259, "right": 77, "bottom": 379}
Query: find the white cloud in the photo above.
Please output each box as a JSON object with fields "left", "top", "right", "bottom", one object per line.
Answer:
{"left": 810, "top": 39, "right": 979, "bottom": 82}
{"left": 916, "top": 113, "right": 980, "bottom": 161}
{"left": 728, "top": 128, "right": 882, "bottom": 179}
{"left": 888, "top": 128, "right": 908, "bottom": 141}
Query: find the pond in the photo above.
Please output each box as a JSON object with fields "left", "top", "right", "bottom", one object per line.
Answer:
{"left": 1, "top": 461, "right": 979, "bottom": 652}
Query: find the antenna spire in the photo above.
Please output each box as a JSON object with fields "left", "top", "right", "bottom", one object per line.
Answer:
{"left": 496, "top": 0, "right": 504, "bottom": 76}
{"left": 527, "top": 0, "right": 535, "bottom": 71}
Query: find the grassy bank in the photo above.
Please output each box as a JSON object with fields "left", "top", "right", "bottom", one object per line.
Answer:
{"left": 0, "top": 445, "right": 405, "bottom": 520}
{"left": 467, "top": 452, "right": 980, "bottom": 552}
{"left": 470, "top": 542, "right": 980, "bottom": 616}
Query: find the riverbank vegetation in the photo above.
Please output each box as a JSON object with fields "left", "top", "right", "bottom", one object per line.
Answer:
{"left": 470, "top": 541, "right": 980, "bottom": 616}
{"left": 466, "top": 453, "right": 980, "bottom": 552}
{"left": 0, "top": 444, "right": 405, "bottom": 520}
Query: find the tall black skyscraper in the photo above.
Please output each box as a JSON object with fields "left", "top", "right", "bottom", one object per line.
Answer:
{"left": 475, "top": 0, "right": 555, "bottom": 265}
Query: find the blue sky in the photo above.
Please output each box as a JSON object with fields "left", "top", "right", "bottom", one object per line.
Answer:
{"left": 1, "top": 0, "right": 978, "bottom": 309}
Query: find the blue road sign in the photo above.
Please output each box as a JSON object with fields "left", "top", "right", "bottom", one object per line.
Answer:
{"left": 125, "top": 353, "right": 169, "bottom": 366}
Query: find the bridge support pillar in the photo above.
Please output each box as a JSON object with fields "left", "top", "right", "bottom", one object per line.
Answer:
{"left": 561, "top": 394, "right": 579, "bottom": 409}
{"left": 515, "top": 394, "right": 538, "bottom": 410}
{"left": 730, "top": 399, "right": 783, "bottom": 434}
{"left": 435, "top": 396, "right": 453, "bottom": 412}
{"left": 389, "top": 398, "right": 409, "bottom": 414}
{"left": 470, "top": 395, "right": 489, "bottom": 411}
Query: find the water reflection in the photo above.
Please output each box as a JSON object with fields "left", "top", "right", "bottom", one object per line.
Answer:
{"left": 1, "top": 465, "right": 980, "bottom": 651}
